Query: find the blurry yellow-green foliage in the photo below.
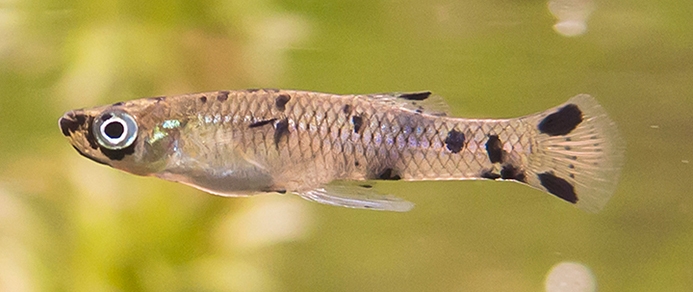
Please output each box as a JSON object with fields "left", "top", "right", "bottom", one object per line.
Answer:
{"left": 0, "top": 0, "right": 692, "bottom": 291}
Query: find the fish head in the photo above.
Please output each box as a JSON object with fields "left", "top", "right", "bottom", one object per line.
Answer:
{"left": 59, "top": 99, "right": 173, "bottom": 176}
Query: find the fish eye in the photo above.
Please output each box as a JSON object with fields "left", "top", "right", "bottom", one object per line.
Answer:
{"left": 93, "top": 110, "right": 138, "bottom": 150}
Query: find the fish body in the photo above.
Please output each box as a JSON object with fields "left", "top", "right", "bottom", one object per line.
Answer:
{"left": 59, "top": 89, "right": 624, "bottom": 212}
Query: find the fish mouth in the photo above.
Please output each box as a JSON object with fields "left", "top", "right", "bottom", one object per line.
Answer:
{"left": 59, "top": 111, "right": 86, "bottom": 137}
{"left": 59, "top": 110, "right": 111, "bottom": 166}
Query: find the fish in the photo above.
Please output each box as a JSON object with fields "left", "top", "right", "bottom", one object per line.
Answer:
{"left": 59, "top": 89, "right": 625, "bottom": 212}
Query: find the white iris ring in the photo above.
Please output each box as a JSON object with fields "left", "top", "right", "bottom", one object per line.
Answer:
{"left": 94, "top": 110, "right": 138, "bottom": 150}
{"left": 100, "top": 117, "right": 128, "bottom": 144}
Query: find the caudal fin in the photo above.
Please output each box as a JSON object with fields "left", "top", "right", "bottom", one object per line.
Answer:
{"left": 523, "top": 94, "right": 625, "bottom": 212}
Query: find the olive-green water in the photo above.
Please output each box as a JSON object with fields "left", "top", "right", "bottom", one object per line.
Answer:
{"left": 1, "top": 0, "right": 691, "bottom": 291}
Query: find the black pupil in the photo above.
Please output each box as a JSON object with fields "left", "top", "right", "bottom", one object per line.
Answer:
{"left": 104, "top": 120, "right": 125, "bottom": 139}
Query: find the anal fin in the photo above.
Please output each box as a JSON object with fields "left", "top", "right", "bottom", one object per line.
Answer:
{"left": 297, "top": 182, "right": 414, "bottom": 212}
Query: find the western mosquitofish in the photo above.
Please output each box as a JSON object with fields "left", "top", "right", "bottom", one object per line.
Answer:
{"left": 59, "top": 89, "right": 625, "bottom": 212}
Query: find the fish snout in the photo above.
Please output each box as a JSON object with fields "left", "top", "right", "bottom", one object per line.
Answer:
{"left": 59, "top": 111, "right": 86, "bottom": 137}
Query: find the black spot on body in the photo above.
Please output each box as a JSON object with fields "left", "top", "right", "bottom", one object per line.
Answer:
{"left": 273, "top": 118, "right": 290, "bottom": 147}
{"left": 538, "top": 172, "right": 578, "bottom": 204}
{"left": 500, "top": 165, "right": 526, "bottom": 182}
{"left": 74, "top": 114, "right": 86, "bottom": 125}
{"left": 275, "top": 94, "right": 290, "bottom": 111}
{"left": 60, "top": 119, "right": 75, "bottom": 136}
{"left": 399, "top": 91, "right": 432, "bottom": 101}
{"left": 444, "top": 129, "right": 465, "bottom": 153}
{"left": 199, "top": 96, "right": 207, "bottom": 103}
{"left": 262, "top": 188, "right": 286, "bottom": 194}
{"left": 342, "top": 104, "right": 352, "bottom": 115}
{"left": 100, "top": 142, "right": 136, "bottom": 161}
{"left": 59, "top": 113, "right": 85, "bottom": 137}
{"left": 352, "top": 115, "right": 363, "bottom": 134}
{"left": 538, "top": 104, "right": 583, "bottom": 136}
{"left": 485, "top": 135, "right": 503, "bottom": 163}
{"left": 249, "top": 118, "right": 278, "bottom": 128}
{"left": 84, "top": 116, "right": 99, "bottom": 149}
{"left": 217, "top": 91, "right": 230, "bottom": 102}
{"left": 481, "top": 171, "right": 501, "bottom": 180}
{"left": 100, "top": 113, "right": 113, "bottom": 121}
{"left": 376, "top": 168, "right": 401, "bottom": 180}
{"left": 112, "top": 102, "right": 123, "bottom": 107}
{"left": 354, "top": 161, "right": 360, "bottom": 167}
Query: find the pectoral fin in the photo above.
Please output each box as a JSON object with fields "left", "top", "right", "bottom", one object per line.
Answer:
{"left": 297, "top": 182, "right": 414, "bottom": 212}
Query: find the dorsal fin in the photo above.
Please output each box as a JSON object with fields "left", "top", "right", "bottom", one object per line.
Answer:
{"left": 362, "top": 91, "right": 451, "bottom": 116}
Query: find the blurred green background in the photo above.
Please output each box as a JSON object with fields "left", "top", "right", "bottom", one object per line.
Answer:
{"left": 1, "top": 0, "right": 692, "bottom": 291}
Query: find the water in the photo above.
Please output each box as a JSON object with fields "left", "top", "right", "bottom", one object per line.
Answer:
{"left": 0, "top": 0, "right": 691, "bottom": 291}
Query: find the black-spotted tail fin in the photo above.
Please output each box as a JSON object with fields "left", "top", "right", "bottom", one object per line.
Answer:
{"left": 523, "top": 94, "right": 625, "bottom": 212}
